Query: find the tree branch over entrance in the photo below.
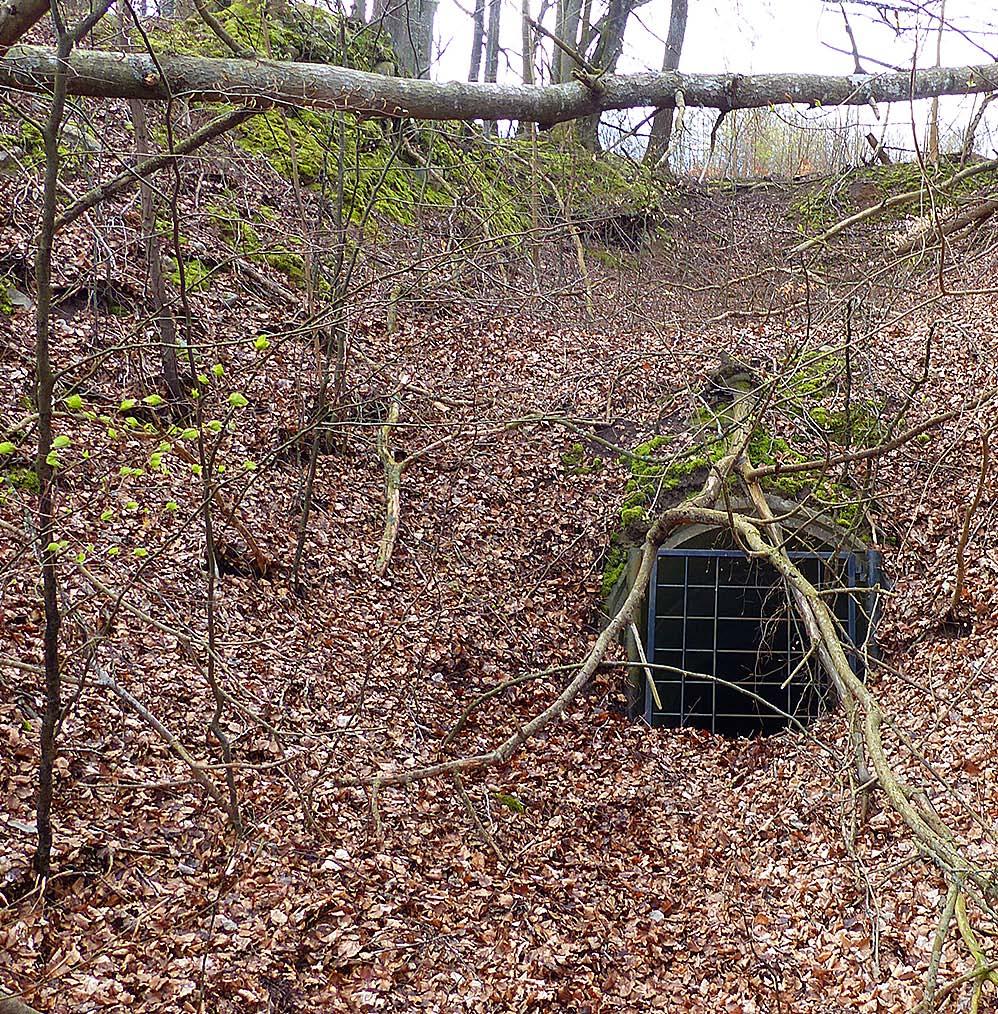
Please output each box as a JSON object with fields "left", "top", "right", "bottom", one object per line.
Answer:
{"left": 2, "top": 43, "right": 998, "bottom": 121}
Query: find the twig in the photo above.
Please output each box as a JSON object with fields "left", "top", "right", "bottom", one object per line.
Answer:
{"left": 374, "top": 396, "right": 402, "bottom": 576}
{"left": 629, "top": 619, "right": 662, "bottom": 711}
{"left": 948, "top": 426, "right": 991, "bottom": 619}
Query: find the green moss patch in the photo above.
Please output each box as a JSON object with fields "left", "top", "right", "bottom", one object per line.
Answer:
{"left": 561, "top": 441, "right": 604, "bottom": 476}
{"left": 167, "top": 257, "right": 214, "bottom": 293}
{"left": 600, "top": 539, "right": 628, "bottom": 599}
{"left": 2, "top": 467, "right": 40, "bottom": 494}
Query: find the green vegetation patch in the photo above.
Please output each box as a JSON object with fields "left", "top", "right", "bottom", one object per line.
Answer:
{"left": 167, "top": 257, "right": 214, "bottom": 293}
{"left": 2, "top": 467, "right": 40, "bottom": 495}
{"left": 601, "top": 537, "right": 628, "bottom": 600}
{"left": 561, "top": 441, "right": 604, "bottom": 476}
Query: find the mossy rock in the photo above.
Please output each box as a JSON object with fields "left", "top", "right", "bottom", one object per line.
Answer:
{"left": 145, "top": 0, "right": 395, "bottom": 69}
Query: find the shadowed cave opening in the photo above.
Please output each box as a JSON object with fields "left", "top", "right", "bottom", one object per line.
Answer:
{"left": 640, "top": 529, "right": 878, "bottom": 737}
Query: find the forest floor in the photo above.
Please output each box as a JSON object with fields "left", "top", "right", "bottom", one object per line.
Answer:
{"left": 2, "top": 142, "right": 998, "bottom": 1014}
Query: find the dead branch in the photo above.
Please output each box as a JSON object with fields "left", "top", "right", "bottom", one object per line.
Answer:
{"left": 896, "top": 197, "right": 998, "bottom": 256}
{"left": 5, "top": 44, "right": 998, "bottom": 122}
{"left": 792, "top": 158, "right": 998, "bottom": 254}
{"left": 743, "top": 390, "right": 996, "bottom": 481}
{"left": 92, "top": 667, "right": 230, "bottom": 810}
{"left": 342, "top": 397, "right": 756, "bottom": 788}
{"left": 169, "top": 442, "right": 271, "bottom": 573}
{"left": 948, "top": 426, "right": 991, "bottom": 620}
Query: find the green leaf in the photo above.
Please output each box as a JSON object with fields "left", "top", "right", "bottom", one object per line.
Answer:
{"left": 52, "top": 435, "right": 71, "bottom": 449}
{"left": 65, "top": 394, "right": 84, "bottom": 410}
{"left": 181, "top": 428, "right": 199, "bottom": 440}
{"left": 254, "top": 336, "right": 270, "bottom": 351}
{"left": 106, "top": 428, "right": 118, "bottom": 439}
{"left": 0, "top": 441, "right": 15, "bottom": 455}
{"left": 191, "top": 463, "right": 202, "bottom": 476}
{"left": 158, "top": 441, "right": 173, "bottom": 452}
{"left": 196, "top": 374, "right": 209, "bottom": 385}
{"left": 120, "top": 398, "right": 137, "bottom": 411}
{"left": 107, "top": 546, "right": 120, "bottom": 557}
{"left": 242, "top": 460, "right": 257, "bottom": 471}
{"left": 228, "top": 392, "right": 248, "bottom": 408}
{"left": 211, "top": 363, "right": 224, "bottom": 378}
{"left": 46, "top": 450, "right": 60, "bottom": 467}
{"left": 133, "top": 548, "right": 148, "bottom": 558}
{"left": 149, "top": 453, "right": 163, "bottom": 468}
{"left": 207, "top": 420, "right": 223, "bottom": 432}
{"left": 143, "top": 394, "right": 165, "bottom": 407}
{"left": 125, "top": 500, "right": 139, "bottom": 510}
{"left": 165, "top": 500, "right": 179, "bottom": 511}
{"left": 100, "top": 509, "right": 114, "bottom": 521}
{"left": 45, "top": 541, "right": 61, "bottom": 553}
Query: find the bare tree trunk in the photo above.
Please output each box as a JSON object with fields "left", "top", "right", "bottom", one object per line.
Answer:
{"left": 520, "top": 0, "right": 534, "bottom": 85}
{"left": 557, "top": 0, "right": 583, "bottom": 82}
{"left": 927, "top": 0, "right": 946, "bottom": 162}
{"left": 644, "top": 0, "right": 687, "bottom": 165}
{"left": 469, "top": 0, "right": 485, "bottom": 81}
{"left": 961, "top": 92, "right": 994, "bottom": 164}
{"left": 31, "top": 24, "right": 72, "bottom": 884}
{"left": 484, "top": 0, "right": 501, "bottom": 83}
{"left": 552, "top": 0, "right": 565, "bottom": 83}
{"left": 382, "top": 0, "right": 437, "bottom": 78}
{"left": 128, "top": 99, "right": 183, "bottom": 401}
{"left": 482, "top": 0, "right": 501, "bottom": 134}
{"left": 575, "top": 0, "right": 639, "bottom": 149}
{"left": 0, "top": 0, "right": 49, "bottom": 51}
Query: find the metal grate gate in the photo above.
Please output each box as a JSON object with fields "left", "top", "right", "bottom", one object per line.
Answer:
{"left": 645, "top": 549, "right": 865, "bottom": 735}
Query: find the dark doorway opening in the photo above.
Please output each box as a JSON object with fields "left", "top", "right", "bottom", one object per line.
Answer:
{"left": 644, "top": 532, "right": 873, "bottom": 736}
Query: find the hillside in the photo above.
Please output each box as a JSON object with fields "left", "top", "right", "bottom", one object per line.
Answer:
{"left": 3, "top": 22, "right": 998, "bottom": 1011}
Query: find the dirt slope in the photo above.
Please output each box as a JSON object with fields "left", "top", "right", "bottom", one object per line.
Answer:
{"left": 2, "top": 143, "right": 998, "bottom": 1013}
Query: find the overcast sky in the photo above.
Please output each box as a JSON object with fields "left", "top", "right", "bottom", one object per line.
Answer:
{"left": 431, "top": 0, "right": 998, "bottom": 156}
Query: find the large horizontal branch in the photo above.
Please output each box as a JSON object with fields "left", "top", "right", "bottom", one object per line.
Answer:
{"left": 2, "top": 44, "right": 998, "bottom": 121}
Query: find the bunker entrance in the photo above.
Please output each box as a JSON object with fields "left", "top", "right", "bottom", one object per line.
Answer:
{"left": 639, "top": 529, "right": 877, "bottom": 736}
